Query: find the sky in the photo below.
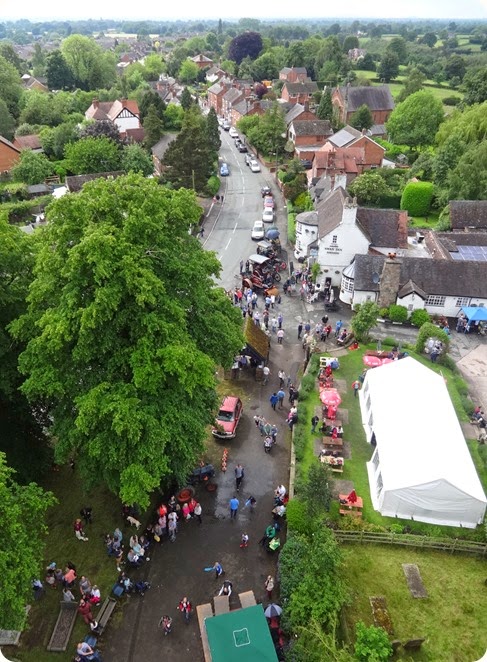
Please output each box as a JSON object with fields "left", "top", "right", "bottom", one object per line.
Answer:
{"left": 1, "top": 0, "right": 487, "bottom": 21}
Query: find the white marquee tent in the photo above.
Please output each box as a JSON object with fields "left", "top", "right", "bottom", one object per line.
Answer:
{"left": 360, "top": 357, "right": 486, "bottom": 528}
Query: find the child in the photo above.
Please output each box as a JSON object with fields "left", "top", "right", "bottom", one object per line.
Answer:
{"left": 240, "top": 533, "right": 249, "bottom": 549}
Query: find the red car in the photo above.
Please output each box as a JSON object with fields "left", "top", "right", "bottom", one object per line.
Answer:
{"left": 212, "top": 396, "right": 243, "bottom": 438}
{"left": 263, "top": 195, "right": 274, "bottom": 209}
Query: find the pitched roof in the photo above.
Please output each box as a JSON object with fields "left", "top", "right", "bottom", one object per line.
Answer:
{"left": 314, "top": 147, "right": 365, "bottom": 173}
{"left": 280, "top": 66, "right": 307, "bottom": 75}
{"left": 450, "top": 201, "right": 487, "bottom": 230}
{"left": 290, "top": 119, "right": 333, "bottom": 137}
{"left": 65, "top": 171, "right": 125, "bottom": 193}
{"left": 85, "top": 99, "right": 140, "bottom": 122}
{"left": 191, "top": 54, "right": 213, "bottom": 63}
{"left": 356, "top": 208, "right": 409, "bottom": 249}
{"left": 13, "top": 134, "right": 42, "bottom": 150}
{"left": 283, "top": 81, "right": 318, "bottom": 95}
{"left": 0, "top": 135, "right": 20, "bottom": 153}
{"left": 151, "top": 134, "right": 176, "bottom": 160}
{"left": 243, "top": 316, "right": 270, "bottom": 362}
{"left": 208, "top": 82, "right": 225, "bottom": 95}
{"left": 327, "top": 125, "right": 362, "bottom": 148}
{"left": 353, "top": 254, "right": 487, "bottom": 298}
{"left": 223, "top": 88, "right": 243, "bottom": 103}
{"left": 285, "top": 103, "right": 306, "bottom": 125}
{"left": 295, "top": 211, "right": 318, "bottom": 226}
{"left": 338, "top": 85, "right": 395, "bottom": 112}
{"left": 316, "top": 187, "right": 347, "bottom": 238}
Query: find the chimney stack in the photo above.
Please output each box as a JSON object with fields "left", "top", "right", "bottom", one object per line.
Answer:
{"left": 92, "top": 98, "right": 99, "bottom": 108}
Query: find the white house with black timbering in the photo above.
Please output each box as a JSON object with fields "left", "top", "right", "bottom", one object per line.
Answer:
{"left": 85, "top": 98, "right": 142, "bottom": 137}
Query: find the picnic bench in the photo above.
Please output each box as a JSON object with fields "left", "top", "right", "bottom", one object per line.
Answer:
{"left": 214, "top": 595, "right": 230, "bottom": 615}
{"left": 47, "top": 602, "right": 77, "bottom": 652}
{"left": 95, "top": 597, "right": 117, "bottom": 635}
{"left": 197, "top": 603, "right": 213, "bottom": 662}
{"left": 339, "top": 494, "right": 363, "bottom": 518}
{"left": 320, "top": 454, "right": 344, "bottom": 473}
{"left": 239, "top": 591, "right": 257, "bottom": 609}
{"left": 323, "top": 436, "right": 344, "bottom": 451}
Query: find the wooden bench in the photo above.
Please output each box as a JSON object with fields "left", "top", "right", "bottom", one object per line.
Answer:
{"left": 323, "top": 437, "right": 343, "bottom": 451}
{"left": 320, "top": 455, "right": 344, "bottom": 473}
{"left": 96, "top": 597, "right": 117, "bottom": 635}
{"left": 47, "top": 602, "right": 77, "bottom": 651}
{"left": 339, "top": 508, "right": 362, "bottom": 517}
{"left": 339, "top": 494, "right": 363, "bottom": 518}
{"left": 239, "top": 591, "right": 257, "bottom": 609}
{"left": 214, "top": 594, "right": 230, "bottom": 615}
{"left": 197, "top": 603, "right": 213, "bottom": 662}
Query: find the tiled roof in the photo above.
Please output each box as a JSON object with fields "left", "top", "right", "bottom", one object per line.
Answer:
{"left": 284, "top": 81, "right": 318, "bottom": 95}
{"left": 450, "top": 201, "right": 487, "bottom": 230}
{"left": 314, "top": 147, "right": 365, "bottom": 173}
{"left": 0, "top": 135, "right": 20, "bottom": 152}
{"left": 327, "top": 125, "right": 362, "bottom": 148}
{"left": 13, "top": 134, "right": 42, "bottom": 150}
{"left": 356, "top": 208, "right": 409, "bottom": 249}
{"left": 85, "top": 99, "right": 140, "bottom": 122}
{"left": 316, "top": 187, "right": 347, "bottom": 238}
{"left": 65, "top": 171, "right": 125, "bottom": 193}
{"left": 290, "top": 119, "right": 333, "bottom": 137}
{"left": 338, "top": 85, "right": 395, "bottom": 112}
{"left": 285, "top": 103, "right": 306, "bottom": 125}
{"left": 353, "top": 254, "right": 487, "bottom": 298}
{"left": 223, "top": 88, "right": 243, "bottom": 103}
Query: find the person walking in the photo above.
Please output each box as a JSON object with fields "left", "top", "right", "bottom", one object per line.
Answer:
{"left": 352, "top": 380, "right": 361, "bottom": 397}
{"left": 264, "top": 575, "right": 275, "bottom": 600}
{"left": 297, "top": 322, "right": 303, "bottom": 340}
{"left": 304, "top": 320, "right": 311, "bottom": 334}
{"left": 271, "top": 317, "right": 278, "bottom": 333}
{"left": 263, "top": 365, "right": 270, "bottom": 384}
{"left": 194, "top": 502, "right": 202, "bottom": 524}
{"left": 178, "top": 597, "right": 192, "bottom": 624}
{"left": 277, "top": 389, "right": 285, "bottom": 409}
{"left": 78, "top": 599, "right": 97, "bottom": 628}
{"left": 168, "top": 512, "right": 177, "bottom": 542}
{"left": 269, "top": 393, "right": 278, "bottom": 411}
{"left": 229, "top": 495, "right": 240, "bottom": 519}
{"left": 311, "top": 415, "right": 320, "bottom": 433}
{"left": 240, "top": 533, "right": 249, "bottom": 549}
{"left": 277, "top": 329, "right": 284, "bottom": 345}
{"left": 235, "top": 464, "right": 244, "bottom": 492}
{"left": 335, "top": 320, "right": 343, "bottom": 338}
{"left": 213, "top": 561, "right": 224, "bottom": 580}
{"left": 277, "top": 313, "right": 283, "bottom": 329}
{"left": 278, "top": 370, "right": 286, "bottom": 388}
{"left": 240, "top": 260, "right": 244, "bottom": 274}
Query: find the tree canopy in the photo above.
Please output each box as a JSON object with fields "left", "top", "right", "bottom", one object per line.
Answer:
{"left": 386, "top": 90, "right": 444, "bottom": 149}
{"left": 350, "top": 104, "right": 373, "bottom": 130}
{"left": 64, "top": 136, "right": 122, "bottom": 174}
{"left": 11, "top": 174, "right": 243, "bottom": 508}
{"left": 11, "top": 150, "right": 54, "bottom": 185}
{"left": 228, "top": 31, "right": 263, "bottom": 64}
{"left": 60, "top": 34, "right": 115, "bottom": 90}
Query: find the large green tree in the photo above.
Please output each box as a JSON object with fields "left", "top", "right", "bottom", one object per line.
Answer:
{"left": 228, "top": 31, "right": 263, "bottom": 64}
{"left": 206, "top": 107, "right": 221, "bottom": 153}
{"left": 11, "top": 174, "right": 243, "bottom": 507}
{"left": 143, "top": 105, "right": 164, "bottom": 148}
{"left": 45, "top": 49, "right": 74, "bottom": 90}
{"left": 0, "top": 98, "right": 15, "bottom": 140}
{"left": 11, "top": 151, "right": 54, "bottom": 185}
{"left": 463, "top": 67, "right": 487, "bottom": 105}
{"left": 64, "top": 136, "right": 122, "bottom": 174}
{"left": 162, "top": 107, "right": 215, "bottom": 192}
{"left": 246, "top": 103, "right": 286, "bottom": 157}
{"left": 316, "top": 89, "right": 333, "bottom": 121}
{"left": 350, "top": 104, "right": 373, "bottom": 130}
{"left": 386, "top": 90, "right": 444, "bottom": 149}
{"left": 121, "top": 143, "right": 154, "bottom": 176}
{"left": 397, "top": 67, "right": 425, "bottom": 102}
{"left": 178, "top": 59, "right": 199, "bottom": 84}
{"left": 61, "top": 35, "right": 115, "bottom": 90}
{"left": 378, "top": 51, "right": 399, "bottom": 82}
{"left": 448, "top": 141, "right": 487, "bottom": 200}
{"left": 0, "top": 53, "right": 23, "bottom": 118}
{"left": 0, "top": 454, "right": 56, "bottom": 629}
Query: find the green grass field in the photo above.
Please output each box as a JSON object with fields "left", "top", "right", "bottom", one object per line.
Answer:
{"left": 341, "top": 544, "right": 487, "bottom": 661}
{"left": 355, "top": 69, "right": 463, "bottom": 104}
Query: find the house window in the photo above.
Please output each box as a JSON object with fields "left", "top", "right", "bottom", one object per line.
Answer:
{"left": 408, "top": 304, "right": 413, "bottom": 311}
{"left": 372, "top": 449, "right": 380, "bottom": 469}
{"left": 376, "top": 472, "right": 383, "bottom": 496}
{"left": 342, "top": 276, "right": 354, "bottom": 293}
{"left": 456, "top": 297, "right": 470, "bottom": 307}
{"left": 426, "top": 295, "right": 446, "bottom": 307}
{"left": 332, "top": 235, "right": 338, "bottom": 244}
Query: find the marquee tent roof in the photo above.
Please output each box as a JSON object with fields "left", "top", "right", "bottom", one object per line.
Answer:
{"left": 206, "top": 605, "right": 278, "bottom": 662}
{"left": 461, "top": 306, "right": 487, "bottom": 322}
{"left": 362, "top": 357, "right": 486, "bottom": 528}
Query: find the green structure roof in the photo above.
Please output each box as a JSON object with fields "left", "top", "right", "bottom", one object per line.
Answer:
{"left": 205, "top": 605, "right": 278, "bottom": 662}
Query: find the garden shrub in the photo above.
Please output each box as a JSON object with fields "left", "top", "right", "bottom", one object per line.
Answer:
{"left": 410, "top": 308, "right": 430, "bottom": 328}
{"left": 286, "top": 498, "right": 316, "bottom": 535}
{"left": 206, "top": 175, "right": 220, "bottom": 196}
{"left": 354, "top": 622, "right": 393, "bottom": 661}
{"left": 415, "top": 322, "right": 450, "bottom": 354}
{"left": 379, "top": 307, "right": 389, "bottom": 319}
{"left": 293, "top": 426, "right": 307, "bottom": 462}
{"left": 377, "top": 193, "right": 402, "bottom": 208}
{"left": 299, "top": 373, "right": 316, "bottom": 401}
{"left": 387, "top": 304, "right": 408, "bottom": 323}
{"left": 400, "top": 181, "right": 435, "bottom": 217}
{"left": 381, "top": 336, "right": 399, "bottom": 347}
{"left": 442, "top": 96, "right": 461, "bottom": 106}
{"left": 293, "top": 191, "right": 314, "bottom": 212}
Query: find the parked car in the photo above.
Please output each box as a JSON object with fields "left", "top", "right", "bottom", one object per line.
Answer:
{"left": 250, "top": 160, "right": 261, "bottom": 173}
{"left": 251, "top": 220, "right": 265, "bottom": 240}
{"left": 220, "top": 163, "right": 229, "bottom": 176}
{"left": 261, "top": 186, "right": 271, "bottom": 197}
{"left": 212, "top": 396, "right": 243, "bottom": 438}
{"left": 245, "top": 153, "right": 253, "bottom": 166}
{"left": 262, "top": 208, "right": 274, "bottom": 223}
{"left": 223, "top": 122, "right": 230, "bottom": 131}
{"left": 229, "top": 127, "right": 238, "bottom": 138}
{"left": 263, "top": 195, "right": 274, "bottom": 209}
{"left": 238, "top": 143, "right": 248, "bottom": 153}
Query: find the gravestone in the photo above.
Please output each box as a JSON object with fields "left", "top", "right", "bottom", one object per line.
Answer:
{"left": 402, "top": 564, "right": 428, "bottom": 598}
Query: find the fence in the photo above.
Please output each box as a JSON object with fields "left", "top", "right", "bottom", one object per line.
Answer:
{"left": 334, "top": 529, "right": 487, "bottom": 557}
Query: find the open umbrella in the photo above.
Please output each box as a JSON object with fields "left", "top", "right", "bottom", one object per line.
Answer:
{"left": 319, "top": 388, "right": 342, "bottom": 407}
{"left": 264, "top": 604, "right": 283, "bottom": 618}
{"left": 265, "top": 227, "right": 280, "bottom": 240}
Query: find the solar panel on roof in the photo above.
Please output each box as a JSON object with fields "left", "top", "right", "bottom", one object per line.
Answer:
{"left": 450, "top": 245, "right": 487, "bottom": 262}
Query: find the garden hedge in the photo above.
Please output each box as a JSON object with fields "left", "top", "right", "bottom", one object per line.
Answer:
{"left": 400, "top": 181, "right": 434, "bottom": 217}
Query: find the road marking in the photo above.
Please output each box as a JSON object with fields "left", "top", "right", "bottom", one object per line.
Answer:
{"left": 225, "top": 238, "right": 232, "bottom": 250}
{"left": 232, "top": 222, "right": 237, "bottom": 234}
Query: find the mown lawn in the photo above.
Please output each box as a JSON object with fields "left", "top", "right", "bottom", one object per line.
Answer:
{"left": 341, "top": 544, "right": 487, "bottom": 661}
{"left": 354, "top": 69, "right": 463, "bottom": 103}
{"left": 409, "top": 212, "right": 440, "bottom": 229}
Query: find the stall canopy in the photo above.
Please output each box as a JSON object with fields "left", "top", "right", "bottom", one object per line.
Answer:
{"left": 206, "top": 605, "right": 278, "bottom": 662}
{"left": 461, "top": 307, "right": 487, "bottom": 322}
{"left": 242, "top": 316, "right": 270, "bottom": 364}
{"left": 361, "top": 357, "right": 486, "bottom": 528}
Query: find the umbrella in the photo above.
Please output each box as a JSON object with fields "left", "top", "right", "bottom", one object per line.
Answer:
{"left": 319, "top": 388, "right": 342, "bottom": 407}
{"left": 264, "top": 604, "right": 283, "bottom": 618}
{"left": 363, "top": 355, "right": 381, "bottom": 368}
{"left": 265, "top": 228, "right": 280, "bottom": 240}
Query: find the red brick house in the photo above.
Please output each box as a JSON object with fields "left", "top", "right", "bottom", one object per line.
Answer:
{"left": 222, "top": 87, "right": 244, "bottom": 118}
{"left": 325, "top": 126, "right": 385, "bottom": 170}
{"left": 0, "top": 135, "right": 21, "bottom": 173}
{"left": 288, "top": 119, "right": 333, "bottom": 161}
{"left": 191, "top": 54, "right": 213, "bottom": 69}
{"left": 281, "top": 81, "right": 318, "bottom": 106}
{"left": 284, "top": 102, "right": 316, "bottom": 127}
{"left": 231, "top": 99, "right": 271, "bottom": 127}
{"left": 207, "top": 80, "right": 231, "bottom": 115}
{"left": 332, "top": 86, "right": 395, "bottom": 126}
{"left": 311, "top": 147, "right": 366, "bottom": 187}
{"left": 279, "top": 67, "right": 309, "bottom": 83}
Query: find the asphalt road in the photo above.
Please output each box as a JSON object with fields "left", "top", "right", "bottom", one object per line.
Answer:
{"left": 203, "top": 130, "right": 281, "bottom": 291}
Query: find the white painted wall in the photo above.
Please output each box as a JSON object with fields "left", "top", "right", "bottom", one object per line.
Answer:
{"left": 294, "top": 221, "right": 318, "bottom": 259}
{"left": 115, "top": 116, "right": 140, "bottom": 132}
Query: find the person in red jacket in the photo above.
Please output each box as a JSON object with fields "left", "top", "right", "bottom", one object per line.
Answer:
{"left": 78, "top": 599, "right": 97, "bottom": 628}
{"left": 178, "top": 597, "right": 192, "bottom": 624}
